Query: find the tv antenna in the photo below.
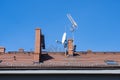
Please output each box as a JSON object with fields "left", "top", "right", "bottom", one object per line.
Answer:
{"left": 67, "top": 14, "right": 78, "bottom": 46}
{"left": 56, "top": 32, "right": 67, "bottom": 55}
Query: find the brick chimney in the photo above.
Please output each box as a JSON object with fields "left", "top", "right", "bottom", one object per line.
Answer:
{"left": 0, "top": 46, "right": 5, "bottom": 53}
{"left": 68, "top": 39, "right": 74, "bottom": 56}
{"left": 34, "top": 28, "right": 41, "bottom": 63}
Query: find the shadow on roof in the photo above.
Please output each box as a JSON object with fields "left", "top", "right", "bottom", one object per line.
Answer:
{"left": 41, "top": 54, "right": 54, "bottom": 62}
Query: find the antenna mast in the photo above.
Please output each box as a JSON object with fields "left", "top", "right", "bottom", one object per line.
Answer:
{"left": 67, "top": 14, "right": 78, "bottom": 46}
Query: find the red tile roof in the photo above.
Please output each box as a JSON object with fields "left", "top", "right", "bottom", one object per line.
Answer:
{"left": 0, "top": 52, "right": 120, "bottom": 69}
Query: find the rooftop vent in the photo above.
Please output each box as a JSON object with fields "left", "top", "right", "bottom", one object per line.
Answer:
{"left": 0, "top": 46, "right": 5, "bottom": 53}
{"left": 87, "top": 50, "right": 92, "bottom": 53}
{"left": 18, "top": 48, "right": 24, "bottom": 53}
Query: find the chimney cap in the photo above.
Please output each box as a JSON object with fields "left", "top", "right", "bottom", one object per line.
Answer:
{"left": 0, "top": 46, "right": 5, "bottom": 49}
{"left": 68, "top": 39, "right": 73, "bottom": 41}
{"left": 35, "top": 28, "right": 41, "bottom": 30}
{"left": 19, "top": 48, "right": 24, "bottom": 50}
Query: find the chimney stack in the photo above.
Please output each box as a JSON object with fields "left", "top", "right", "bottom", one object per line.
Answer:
{"left": 34, "top": 28, "right": 41, "bottom": 63}
{"left": 68, "top": 39, "right": 74, "bottom": 56}
{"left": 0, "top": 46, "right": 5, "bottom": 53}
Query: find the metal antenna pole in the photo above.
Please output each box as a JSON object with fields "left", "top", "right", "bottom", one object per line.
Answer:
{"left": 64, "top": 40, "right": 67, "bottom": 56}
{"left": 65, "top": 47, "right": 67, "bottom": 56}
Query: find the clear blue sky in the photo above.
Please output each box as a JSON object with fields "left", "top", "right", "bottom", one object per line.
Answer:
{"left": 0, "top": 0, "right": 120, "bottom": 52}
